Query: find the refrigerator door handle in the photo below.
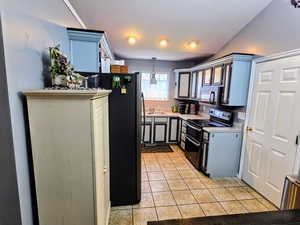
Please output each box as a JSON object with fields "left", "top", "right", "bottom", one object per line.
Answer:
{"left": 141, "top": 92, "right": 146, "bottom": 145}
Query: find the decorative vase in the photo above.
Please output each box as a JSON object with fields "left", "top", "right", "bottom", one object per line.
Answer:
{"left": 52, "top": 74, "right": 67, "bottom": 87}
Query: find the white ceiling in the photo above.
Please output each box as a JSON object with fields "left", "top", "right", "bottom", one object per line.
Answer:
{"left": 69, "top": 0, "right": 272, "bottom": 61}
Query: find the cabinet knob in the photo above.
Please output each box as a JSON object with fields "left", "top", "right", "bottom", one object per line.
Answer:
{"left": 104, "top": 167, "right": 107, "bottom": 173}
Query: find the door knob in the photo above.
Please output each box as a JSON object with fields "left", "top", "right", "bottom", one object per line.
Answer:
{"left": 246, "top": 127, "right": 253, "bottom": 132}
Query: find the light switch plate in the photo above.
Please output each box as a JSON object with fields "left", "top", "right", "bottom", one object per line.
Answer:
{"left": 238, "top": 112, "right": 246, "bottom": 120}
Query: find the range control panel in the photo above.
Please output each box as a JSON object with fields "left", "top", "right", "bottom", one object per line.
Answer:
{"left": 209, "top": 109, "right": 232, "bottom": 121}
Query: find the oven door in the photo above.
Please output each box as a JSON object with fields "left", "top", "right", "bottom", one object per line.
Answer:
{"left": 185, "top": 135, "right": 201, "bottom": 169}
{"left": 186, "top": 123, "right": 202, "bottom": 140}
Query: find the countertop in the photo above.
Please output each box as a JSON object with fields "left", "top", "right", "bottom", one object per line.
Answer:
{"left": 144, "top": 112, "right": 209, "bottom": 120}
{"left": 23, "top": 88, "right": 112, "bottom": 98}
{"left": 203, "top": 126, "right": 242, "bottom": 133}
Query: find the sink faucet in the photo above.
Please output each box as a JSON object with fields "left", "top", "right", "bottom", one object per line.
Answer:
{"left": 148, "top": 108, "right": 155, "bottom": 114}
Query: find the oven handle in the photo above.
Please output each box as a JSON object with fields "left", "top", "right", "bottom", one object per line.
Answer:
{"left": 186, "top": 136, "right": 201, "bottom": 147}
{"left": 186, "top": 123, "right": 202, "bottom": 131}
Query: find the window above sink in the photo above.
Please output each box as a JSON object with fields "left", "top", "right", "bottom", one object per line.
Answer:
{"left": 141, "top": 72, "right": 169, "bottom": 100}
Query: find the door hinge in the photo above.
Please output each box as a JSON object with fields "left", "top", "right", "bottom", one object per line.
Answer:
{"left": 296, "top": 135, "right": 299, "bottom": 145}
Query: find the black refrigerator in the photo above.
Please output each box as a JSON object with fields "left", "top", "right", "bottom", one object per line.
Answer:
{"left": 98, "top": 73, "right": 142, "bottom": 206}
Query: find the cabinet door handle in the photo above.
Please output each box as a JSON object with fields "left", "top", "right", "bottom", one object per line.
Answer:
{"left": 104, "top": 166, "right": 107, "bottom": 173}
{"left": 186, "top": 136, "right": 201, "bottom": 147}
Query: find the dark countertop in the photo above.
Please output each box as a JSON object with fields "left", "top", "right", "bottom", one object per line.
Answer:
{"left": 148, "top": 210, "right": 300, "bottom": 225}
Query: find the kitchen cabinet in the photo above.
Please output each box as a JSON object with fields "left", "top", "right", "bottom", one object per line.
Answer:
{"left": 154, "top": 123, "right": 167, "bottom": 143}
{"left": 202, "top": 129, "right": 242, "bottom": 178}
{"left": 196, "top": 70, "right": 203, "bottom": 99}
{"left": 67, "top": 28, "right": 114, "bottom": 73}
{"left": 190, "top": 71, "right": 197, "bottom": 99}
{"left": 220, "top": 60, "right": 252, "bottom": 106}
{"left": 203, "top": 68, "right": 212, "bottom": 86}
{"left": 220, "top": 63, "right": 232, "bottom": 104}
{"left": 177, "top": 72, "right": 191, "bottom": 98}
{"left": 23, "top": 89, "right": 111, "bottom": 225}
{"left": 174, "top": 54, "right": 254, "bottom": 106}
{"left": 212, "top": 65, "right": 223, "bottom": 86}
{"left": 142, "top": 116, "right": 182, "bottom": 144}
{"left": 142, "top": 123, "right": 152, "bottom": 143}
{"left": 168, "top": 117, "right": 179, "bottom": 143}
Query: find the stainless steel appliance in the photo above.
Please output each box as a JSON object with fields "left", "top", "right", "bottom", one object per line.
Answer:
{"left": 185, "top": 109, "right": 233, "bottom": 173}
{"left": 200, "top": 86, "right": 221, "bottom": 105}
{"left": 281, "top": 175, "right": 300, "bottom": 210}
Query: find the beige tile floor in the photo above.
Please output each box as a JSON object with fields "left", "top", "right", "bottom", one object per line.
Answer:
{"left": 109, "top": 145, "right": 278, "bottom": 225}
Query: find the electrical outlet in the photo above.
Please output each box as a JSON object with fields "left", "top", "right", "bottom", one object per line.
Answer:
{"left": 238, "top": 112, "right": 246, "bottom": 120}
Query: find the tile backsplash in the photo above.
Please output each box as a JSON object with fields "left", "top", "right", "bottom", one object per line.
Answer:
{"left": 145, "top": 100, "right": 173, "bottom": 112}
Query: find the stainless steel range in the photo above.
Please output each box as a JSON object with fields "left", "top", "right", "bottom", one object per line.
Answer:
{"left": 185, "top": 109, "right": 233, "bottom": 174}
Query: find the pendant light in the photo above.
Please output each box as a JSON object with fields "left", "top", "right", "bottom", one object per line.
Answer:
{"left": 150, "top": 57, "right": 157, "bottom": 85}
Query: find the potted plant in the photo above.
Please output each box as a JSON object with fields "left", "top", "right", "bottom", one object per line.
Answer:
{"left": 49, "top": 45, "right": 86, "bottom": 88}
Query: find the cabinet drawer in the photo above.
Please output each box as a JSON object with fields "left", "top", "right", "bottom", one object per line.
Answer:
{"left": 154, "top": 117, "right": 168, "bottom": 123}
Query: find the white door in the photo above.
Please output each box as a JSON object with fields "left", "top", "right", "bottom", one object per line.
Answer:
{"left": 243, "top": 54, "right": 300, "bottom": 207}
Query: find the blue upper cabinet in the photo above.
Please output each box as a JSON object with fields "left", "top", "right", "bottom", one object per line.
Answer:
{"left": 67, "top": 28, "right": 103, "bottom": 73}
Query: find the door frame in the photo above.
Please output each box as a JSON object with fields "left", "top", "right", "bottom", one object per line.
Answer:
{"left": 238, "top": 48, "right": 300, "bottom": 179}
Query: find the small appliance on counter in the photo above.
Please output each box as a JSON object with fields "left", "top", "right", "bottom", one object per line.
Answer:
{"left": 190, "top": 103, "right": 197, "bottom": 115}
{"left": 178, "top": 103, "right": 189, "bottom": 114}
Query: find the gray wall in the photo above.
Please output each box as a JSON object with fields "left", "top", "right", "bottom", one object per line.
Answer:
{"left": 0, "top": 2, "right": 81, "bottom": 225}
{"left": 214, "top": 0, "right": 300, "bottom": 58}
{"left": 125, "top": 58, "right": 208, "bottom": 100}
{"left": 0, "top": 19, "right": 22, "bottom": 225}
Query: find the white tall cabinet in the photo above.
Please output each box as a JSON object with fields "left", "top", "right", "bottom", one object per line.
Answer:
{"left": 23, "top": 89, "right": 111, "bottom": 225}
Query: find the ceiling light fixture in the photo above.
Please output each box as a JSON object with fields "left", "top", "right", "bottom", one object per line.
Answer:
{"left": 188, "top": 41, "right": 198, "bottom": 49}
{"left": 150, "top": 57, "right": 157, "bottom": 85}
{"left": 128, "top": 36, "right": 137, "bottom": 45}
{"left": 159, "top": 39, "right": 168, "bottom": 47}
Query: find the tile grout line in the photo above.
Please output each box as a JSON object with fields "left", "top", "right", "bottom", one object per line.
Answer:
{"left": 141, "top": 148, "right": 276, "bottom": 221}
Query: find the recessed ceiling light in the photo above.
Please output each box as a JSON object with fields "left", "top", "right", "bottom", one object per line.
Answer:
{"left": 188, "top": 41, "right": 198, "bottom": 49}
{"left": 128, "top": 36, "right": 137, "bottom": 45}
{"left": 159, "top": 39, "right": 168, "bottom": 47}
